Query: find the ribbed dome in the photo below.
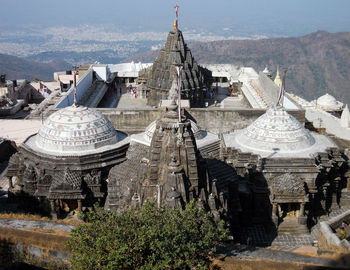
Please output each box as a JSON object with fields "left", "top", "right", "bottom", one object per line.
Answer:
{"left": 36, "top": 105, "right": 118, "bottom": 152}
{"left": 317, "top": 93, "right": 343, "bottom": 111}
{"left": 235, "top": 106, "right": 315, "bottom": 152}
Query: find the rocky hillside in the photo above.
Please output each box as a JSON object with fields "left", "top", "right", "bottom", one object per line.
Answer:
{"left": 0, "top": 53, "right": 70, "bottom": 81}
{"left": 128, "top": 31, "right": 350, "bottom": 105}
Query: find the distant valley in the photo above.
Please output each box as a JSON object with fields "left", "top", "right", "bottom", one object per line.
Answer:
{"left": 0, "top": 53, "right": 70, "bottom": 81}
{"left": 0, "top": 30, "right": 349, "bottom": 106}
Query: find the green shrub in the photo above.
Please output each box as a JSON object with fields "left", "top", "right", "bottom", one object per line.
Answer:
{"left": 67, "top": 201, "right": 227, "bottom": 270}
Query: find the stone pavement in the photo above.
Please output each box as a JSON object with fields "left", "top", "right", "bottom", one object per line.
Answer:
{"left": 271, "top": 234, "right": 315, "bottom": 250}
{"left": 216, "top": 244, "right": 337, "bottom": 266}
{"left": 114, "top": 93, "right": 149, "bottom": 109}
{"left": 237, "top": 205, "right": 350, "bottom": 251}
{"left": 97, "top": 85, "right": 150, "bottom": 109}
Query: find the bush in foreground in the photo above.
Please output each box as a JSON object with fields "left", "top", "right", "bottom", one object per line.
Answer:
{"left": 67, "top": 201, "right": 227, "bottom": 270}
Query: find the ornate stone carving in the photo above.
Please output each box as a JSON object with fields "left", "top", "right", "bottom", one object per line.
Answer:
{"left": 270, "top": 173, "right": 305, "bottom": 196}
{"left": 22, "top": 164, "right": 37, "bottom": 195}
{"left": 83, "top": 169, "right": 101, "bottom": 186}
{"left": 50, "top": 168, "right": 82, "bottom": 193}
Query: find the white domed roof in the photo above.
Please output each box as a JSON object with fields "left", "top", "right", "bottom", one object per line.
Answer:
{"left": 235, "top": 106, "right": 315, "bottom": 152}
{"left": 36, "top": 105, "right": 118, "bottom": 152}
{"left": 316, "top": 93, "right": 343, "bottom": 111}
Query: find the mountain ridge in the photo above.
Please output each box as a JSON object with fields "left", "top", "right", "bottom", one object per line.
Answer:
{"left": 0, "top": 53, "right": 71, "bottom": 81}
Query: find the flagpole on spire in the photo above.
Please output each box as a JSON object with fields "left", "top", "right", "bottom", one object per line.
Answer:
{"left": 174, "top": 4, "right": 179, "bottom": 29}
{"left": 276, "top": 68, "right": 287, "bottom": 107}
{"left": 175, "top": 64, "right": 183, "bottom": 122}
{"left": 281, "top": 69, "right": 287, "bottom": 107}
{"left": 73, "top": 70, "right": 77, "bottom": 106}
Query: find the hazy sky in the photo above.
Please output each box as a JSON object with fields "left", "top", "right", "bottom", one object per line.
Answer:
{"left": 0, "top": 0, "right": 349, "bottom": 36}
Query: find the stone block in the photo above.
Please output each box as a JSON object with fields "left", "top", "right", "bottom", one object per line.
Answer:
{"left": 27, "top": 245, "right": 42, "bottom": 257}
{"left": 49, "top": 249, "right": 69, "bottom": 260}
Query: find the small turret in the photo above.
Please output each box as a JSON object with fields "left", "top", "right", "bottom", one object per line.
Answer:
{"left": 274, "top": 66, "right": 282, "bottom": 88}
{"left": 263, "top": 66, "right": 272, "bottom": 79}
{"left": 341, "top": 104, "right": 350, "bottom": 128}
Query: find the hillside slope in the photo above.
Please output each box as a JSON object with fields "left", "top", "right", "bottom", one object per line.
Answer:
{"left": 128, "top": 31, "right": 350, "bottom": 105}
{"left": 0, "top": 53, "right": 70, "bottom": 81}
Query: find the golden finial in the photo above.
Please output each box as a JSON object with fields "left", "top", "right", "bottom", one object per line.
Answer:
{"left": 173, "top": 20, "right": 178, "bottom": 30}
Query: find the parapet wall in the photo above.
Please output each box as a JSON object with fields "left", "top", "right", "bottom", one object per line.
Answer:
{"left": 99, "top": 108, "right": 305, "bottom": 134}
{"left": 0, "top": 226, "right": 70, "bottom": 264}
{"left": 318, "top": 210, "right": 350, "bottom": 253}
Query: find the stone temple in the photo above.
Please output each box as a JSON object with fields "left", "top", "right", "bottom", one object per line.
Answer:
{"left": 7, "top": 105, "right": 129, "bottom": 217}
{"left": 140, "top": 20, "right": 209, "bottom": 107}
{"left": 222, "top": 105, "right": 344, "bottom": 234}
{"left": 105, "top": 99, "right": 239, "bottom": 224}
{"left": 4, "top": 13, "right": 350, "bottom": 247}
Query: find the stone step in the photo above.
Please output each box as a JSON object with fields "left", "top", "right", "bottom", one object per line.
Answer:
{"left": 278, "top": 219, "right": 309, "bottom": 235}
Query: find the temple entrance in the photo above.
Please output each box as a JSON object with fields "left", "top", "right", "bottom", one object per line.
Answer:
{"left": 280, "top": 203, "right": 300, "bottom": 219}
{"left": 276, "top": 202, "right": 308, "bottom": 234}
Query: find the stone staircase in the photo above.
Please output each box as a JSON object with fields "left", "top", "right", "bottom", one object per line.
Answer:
{"left": 78, "top": 81, "right": 108, "bottom": 108}
{"left": 77, "top": 81, "right": 97, "bottom": 106}
{"left": 278, "top": 216, "right": 309, "bottom": 235}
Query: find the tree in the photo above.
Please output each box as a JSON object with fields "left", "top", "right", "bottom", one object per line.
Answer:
{"left": 67, "top": 201, "right": 227, "bottom": 270}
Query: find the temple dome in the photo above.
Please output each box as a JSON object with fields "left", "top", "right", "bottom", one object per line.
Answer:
{"left": 235, "top": 106, "right": 315, "bottom": 153}
{"left": 36, "top": 105, "right": 118, "bottom": 152}
{"left": 316, "top": 93, "right": 343, "bottom": 111}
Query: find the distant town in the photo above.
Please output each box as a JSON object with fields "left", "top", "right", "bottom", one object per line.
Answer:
{"left": 0, "top": 25, "right": 268, "bottom": 64}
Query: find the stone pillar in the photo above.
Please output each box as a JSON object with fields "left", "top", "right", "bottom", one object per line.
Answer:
{"left": 7, "top": 177, "right": 13, "bottom": 191}
{"left": 77, "top": 199, "right": 82, "bottom": 213}
{"left": 298, "top": 202, "right": 307, "bottom": 225}
{"left": 331, "top": 179, "right": 340, "bottom": 210}
{"left": 346, "top": 177, "right": 350, "bottom": 191}
{"left": 300, "top": 203, "right": 305, "bottom": 216}
{"left": 272, "top": 202, "right": 278, "bottom": 227}
{"left": 50, "top": 200, "right": 57, "bottom": 219}
{"left": 322, "top": 185, "right": 328, "bottom": 211}
{"left": 308, "top": 190, "right": 317, "bottom": 223}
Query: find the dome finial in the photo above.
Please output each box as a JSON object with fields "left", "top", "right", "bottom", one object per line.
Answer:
{"left": 274, "top": 66, "right": 282, "bottom": 88}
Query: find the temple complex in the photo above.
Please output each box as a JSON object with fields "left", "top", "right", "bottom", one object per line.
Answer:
{"left": 2, "top": 8, "right": 350, "bottom": 250}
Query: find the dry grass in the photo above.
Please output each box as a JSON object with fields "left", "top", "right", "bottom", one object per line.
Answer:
{"left": 0, "top": 227, "right": 70, "bottom": 252}
{"left": 22, "top": 228, "right": 71, "bottom": 237}
{"left": 0, "top": 213, "right": 81, "bottom": 226}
